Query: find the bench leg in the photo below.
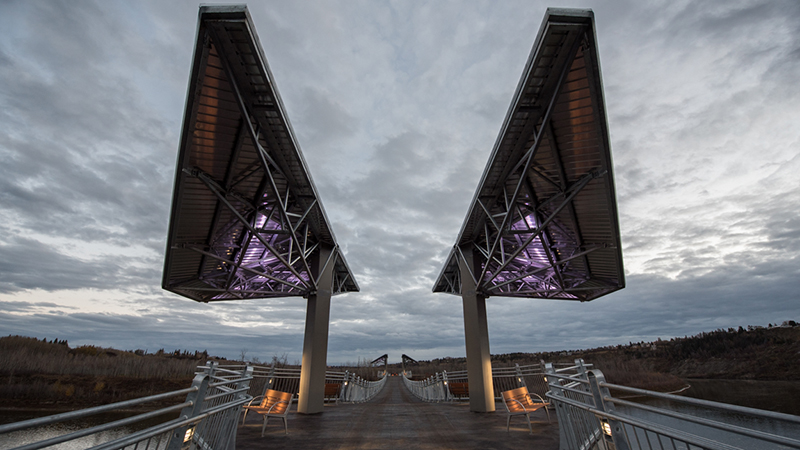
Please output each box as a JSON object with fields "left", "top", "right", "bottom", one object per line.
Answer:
{"left": 525, "top": 413, "right": 533, "bottom": 434}
{"left": 282, "top": 416, "right": 288, "bottom": 435}
{"left": 261, "top": 415, "right": 270, "bottom": 437}
{"left": 506, "top": 414, "right": 512, "bottom": 432}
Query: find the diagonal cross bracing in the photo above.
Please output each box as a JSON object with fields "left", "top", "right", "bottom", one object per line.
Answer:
{"left": 163, "top": 6, "right": 358, "bottom": 302}
{"left": 433, "top": 9, "right": 624, "bottom": 302}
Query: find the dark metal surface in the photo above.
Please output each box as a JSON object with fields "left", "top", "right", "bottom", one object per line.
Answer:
{"left": 433, "top": 8, "right": 624, "bottom": 301}
{"left": 163, "top": 5, "right": 358, "bottom": 302}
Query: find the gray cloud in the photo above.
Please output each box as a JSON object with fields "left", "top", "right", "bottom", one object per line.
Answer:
{"left": 0, "top": 1, "right": 798, "bottom": 363}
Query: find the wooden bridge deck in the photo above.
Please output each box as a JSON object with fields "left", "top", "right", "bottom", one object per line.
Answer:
{"left": 236, "top": 376, "right": 559, "bottom": 450}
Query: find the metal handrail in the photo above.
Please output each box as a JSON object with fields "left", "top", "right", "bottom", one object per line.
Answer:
{"left": 1, "top": 362, "right": 254, "bottom": 450}
{"left": 544, "top": 359, "right": 800, "bottom": 450}
{"left": 10, "top": 402, "right": 193, "bottom": 450}
{"left": 339, "top": 372, "right": 388, "bottom": 402}
{"left": 608, "top": 396, "right": 800, "bottom": 449}
{"left": 402, "top": 362, "right": 554, "bottom": 402}
{"left": 0, "top": 386, "right": 198, "bottom": 434}
{"left": 600, "top": 381, "right": 800, "bottom": 425}
{"left": 89, "top": 394, "right": 254, "bottom": 450}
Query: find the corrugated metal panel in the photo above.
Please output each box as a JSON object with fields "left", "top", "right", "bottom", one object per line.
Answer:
{"left": 433, "top": 8, "right": 624, "bottom": 301}
{"left": 163, "top": 6, "right": 358, "bottom": 302}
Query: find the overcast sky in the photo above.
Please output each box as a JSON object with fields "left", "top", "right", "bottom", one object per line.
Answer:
{"left": 0, "top": 0, "right": 798, "bottom": 364}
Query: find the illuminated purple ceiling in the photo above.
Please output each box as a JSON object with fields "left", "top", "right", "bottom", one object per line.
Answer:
{"left": 433, "top": 9, "right": 624, "bottom": 301}
{"left": 162, "top": 6, "right": 358, "bottom": 302}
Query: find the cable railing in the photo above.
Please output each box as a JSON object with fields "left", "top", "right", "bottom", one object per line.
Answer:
{"left": 215, "top": 363, "right": 387, "bottom": 403}
{"left": 402, "top": 361, "right": 572, "bottom": 402}
{"left": 545, "top": 359, "right": 800, "bottom": 450}
{"left": 0, "top": 362, "right": 252, "bottom": 450}
{"left": 338, "top": 371, "right": 388, "bottom": 402}
{"left": 402, "top": 371, "right": 450, "bottom": 402}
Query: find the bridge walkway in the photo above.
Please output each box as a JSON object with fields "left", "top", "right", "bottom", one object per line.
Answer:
{"left": 236, "top": 376, "right": 558, "bottom": 449}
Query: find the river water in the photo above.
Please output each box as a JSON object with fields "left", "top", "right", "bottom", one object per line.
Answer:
{"left": 618, "top": 378, "right": 800, "bottom": 450}
{"left": 682, "top": 378, "right": 800, "bottom": 416}
{"left": 0, "top": 410, "right": 172, "bottom": 450}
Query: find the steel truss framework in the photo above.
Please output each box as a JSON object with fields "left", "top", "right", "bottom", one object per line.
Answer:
{"left": 371, "top": 354, "right": 388, "bottom": 366}
{"left": 163, "top": 6, "right": 358, "bottom": 302}
{"left": 433, "top": 9, "right": 624, "bottom": 301}
{"left": 401, "top": 354, "right": 419, "bottom": 366}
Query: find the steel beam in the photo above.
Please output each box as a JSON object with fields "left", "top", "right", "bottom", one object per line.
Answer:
{"left": 482, "top": 169, "right": 603, "bottom": 289}
{"left": 475, "top": 30, "right": 584, "bottom": 287}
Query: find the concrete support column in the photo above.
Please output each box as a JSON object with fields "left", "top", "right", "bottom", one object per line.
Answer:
{"left": 297, "top": 245, "right": 334, "bottom": 414}
{"left": 458, "top": 247, "right": 495, "bottom": 412}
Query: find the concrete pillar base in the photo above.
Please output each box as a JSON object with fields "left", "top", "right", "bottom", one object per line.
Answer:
{"left": 458, "top": 247, "right": 495, "bottom": 413}
{"left": 297, "top": 245, "right": 334, "bottom": 414}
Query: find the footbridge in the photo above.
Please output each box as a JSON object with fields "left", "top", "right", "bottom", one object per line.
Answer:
{"left": 4, "top": 360, "right": 800, "bottom": 450}
{"left": 6, "top": 4, "right": 798, "bottom": 450}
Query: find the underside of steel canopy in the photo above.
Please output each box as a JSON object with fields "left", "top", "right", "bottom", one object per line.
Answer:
{"left": 433, "top": 8, "right": 624, "bottom": 302}
{"left": 162, "top": 5, "right": 358, "bottom": 302}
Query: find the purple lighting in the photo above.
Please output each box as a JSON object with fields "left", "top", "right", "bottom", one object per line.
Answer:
{"left": 162, "top": 7, "right": 358, "bottom": 302}
{"left": 433, "top": 9, "right": 624, "bottom": 302}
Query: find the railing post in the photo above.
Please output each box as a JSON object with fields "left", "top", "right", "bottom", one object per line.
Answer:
{"left": 340, "top": 371, "right": 350, "bottom": 402}
{"left": 350, "top": 372, "right": 356, "bottom": 403}
{"left": 202, "top": 360, "right": 218, "bottom": 378}
{"left": 224, "top": 365, "right": 253, "bottom": 450}
{"left": 545, "top": 363, "right": 573, "bottom": 450}
{"left": 167, "top": 373, "right": 209, "bottom": 450}
{"left": 575, "top": 358, "right": 588, "bottom": 379}
{"left": 515, "top": 363, "right": 527, "bottom": 388}
{"left": 588, "top": 370, "right": 630, "bottom": 450}
{"left": 265, "top": 363, "right": 276, "bottom": 395}
{"left": 442, "top": 371, "right": 450, "bottom": 402}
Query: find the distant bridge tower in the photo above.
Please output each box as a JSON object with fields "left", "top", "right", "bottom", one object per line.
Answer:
{"left": 400, "top": 354, "right": 418, "bottom": 377}
{"left": 371, "top": 354, "right": 388, "bottom": 377}
{"left": 162, "top": 5, "right": 359, "bottom": 415}
{"left": 432, "top": 9, "right": 625, "bottom": 412}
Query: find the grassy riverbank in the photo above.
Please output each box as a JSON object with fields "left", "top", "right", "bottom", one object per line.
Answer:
{"left": 2, "top": 323, "right": 798, "bottom": 408}
{"left": 0, "top": 336, "right": 202, "bottom": 408}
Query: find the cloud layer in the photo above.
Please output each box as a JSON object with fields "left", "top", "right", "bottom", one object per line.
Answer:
{"left": 0, "top": 0, "right": 798, "bottom": 363}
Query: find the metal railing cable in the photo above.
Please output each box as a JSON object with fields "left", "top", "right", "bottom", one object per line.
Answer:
{"left": 402, "top": 361, "right": 567, "bottom": 402}
{"left": 215, "top": 363, "right": 388, "bottom": 403}
{"left": 338, "top": 371, "right": 389, "bottom": 402}
{"left": 545, "top": 359, "right": 800, "bottom": 450}
{"left": 0, "top": 361, "right": 253, "bottom": 450}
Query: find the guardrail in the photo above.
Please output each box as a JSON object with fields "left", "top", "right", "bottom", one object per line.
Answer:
{"left": 215, "top": 364, "right": 387, "bottom": 403}
{"left": 402, "top": 362, "right": 571, "bottom": 402}
{"left": 338, "top": 371, "right": 388, "bottom": 402}
{"left": 545, "top": 359, "right": 800, "bottom": 450}
{"left": 0, "top": 362, "right": 252, "bottom": 450}
{"left": 402, "top": 371, "right": 449, "bottom": 401}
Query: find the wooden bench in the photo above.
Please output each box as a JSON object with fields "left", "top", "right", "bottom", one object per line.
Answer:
{"left": 324, "top": 383, "right": 341, "bottom": 402}
{"left": 242, "top": 389, "right": 293, "bottom": 436}
{"left": 501, "top": 386, "right": 550, "bottom": 433}
{"left": 448, "top": 382, "right": 469, "bottom": 398}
